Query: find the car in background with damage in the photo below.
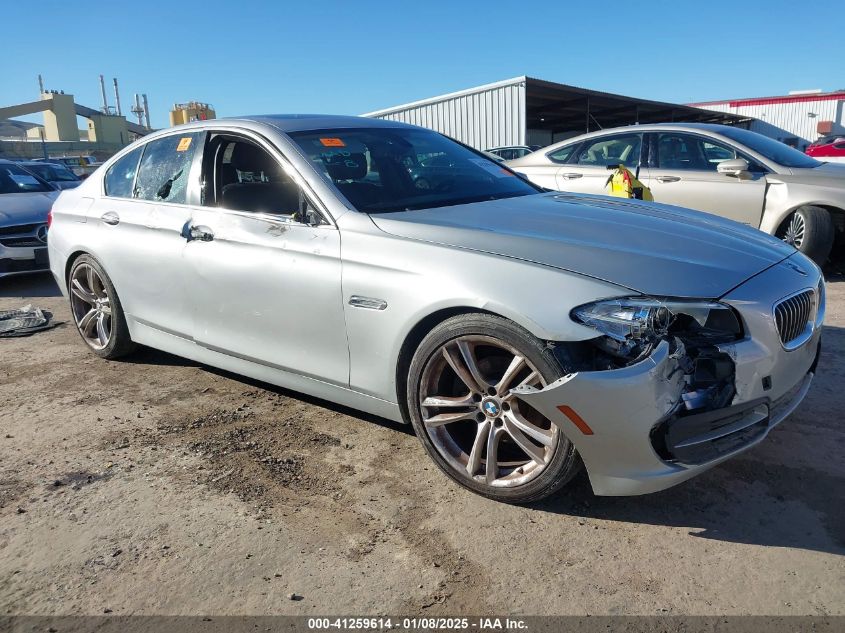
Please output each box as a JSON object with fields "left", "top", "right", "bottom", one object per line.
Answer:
{"left": 507, "top": 123, "right": 845, "bottom": 265}
{"left": 0, "top": 159, "right": 58, "bottom": 279}
{"left": 48, "top": 115, "right": 824, "bottom": 503}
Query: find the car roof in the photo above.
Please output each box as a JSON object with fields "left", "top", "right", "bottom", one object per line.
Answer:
{"left": 574, "top": 122, "right": 739, "bottom": 135}
{"left": 226, "top": 114, "right": 415, "bottom": 133}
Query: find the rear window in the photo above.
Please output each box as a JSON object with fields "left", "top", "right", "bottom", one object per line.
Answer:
{"left": 25, "top": 163, "right": 79, "bottom": 182}
{"left": 0, "top": 164, "right": 53, "bottom": 194}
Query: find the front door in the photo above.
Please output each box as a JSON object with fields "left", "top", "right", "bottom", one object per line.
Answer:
{"left": 643, "top": 132, "right": 767, "bottom": 227}
{"left": 182, "top": 132, "right": 348, "bottom": 386}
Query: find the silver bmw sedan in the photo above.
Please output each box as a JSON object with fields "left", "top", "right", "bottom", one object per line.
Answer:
{"left": 48, "top": 115, "right": 824, "bottom": 503}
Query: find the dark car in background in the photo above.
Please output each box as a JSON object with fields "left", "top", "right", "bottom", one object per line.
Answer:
{"left": 19, "top": 161, "right": 82, "bottom": 190}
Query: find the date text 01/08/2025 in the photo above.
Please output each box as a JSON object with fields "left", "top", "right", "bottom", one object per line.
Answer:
{"left": 306, "top": 617, "right": 528, "bottom": 631}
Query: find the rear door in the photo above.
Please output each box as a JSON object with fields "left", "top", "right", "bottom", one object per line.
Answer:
{"left": 181, "top": 131, "right": 349, "bottom": 386}
{"left": 92, "top": 132, "right": 201, "bottom": 337}
{"left": 555, "top": 133, "right": 643, "bottom": 194}
{"left": 643, "top": 131, "right": 767, "bottom": 226}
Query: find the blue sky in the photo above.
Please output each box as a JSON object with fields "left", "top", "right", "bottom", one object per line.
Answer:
{"left": 2, "top": 0, "right": 842, "bottom": 129}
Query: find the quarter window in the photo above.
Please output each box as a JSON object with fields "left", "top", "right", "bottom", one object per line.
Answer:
{"left": 103, "top": 147, "right": 143, "bottom": 198}
{"left": 134, "top": 133, "right": 201, "bottom": 204}
{"left": 575, "top": 134, "right": 641, "bottom": 168}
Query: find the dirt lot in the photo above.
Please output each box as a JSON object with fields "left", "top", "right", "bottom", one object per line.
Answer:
{"left": 1, "top": 272, "right": 843, "bottom": 616}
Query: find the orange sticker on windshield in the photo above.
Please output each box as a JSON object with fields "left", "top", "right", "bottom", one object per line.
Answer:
{"left": 320, "top": 137, "right": 346, "bottom": 147}
{"left": 176, "top": 137, "right": 192, "bottom": 152}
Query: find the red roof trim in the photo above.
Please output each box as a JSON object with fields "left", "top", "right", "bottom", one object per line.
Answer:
{"left": 689, "top": 92, "right": 845, "bottom": 108}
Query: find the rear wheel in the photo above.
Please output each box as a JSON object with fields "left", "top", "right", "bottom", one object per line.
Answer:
{"left": 406, "top": 313, "right": 581, "bottom": 504}
{"left": 777, "top": 205, "right": 834, "bottom": 266}
{"left": 68, "top": 255, "right": 136, "bottom": 359}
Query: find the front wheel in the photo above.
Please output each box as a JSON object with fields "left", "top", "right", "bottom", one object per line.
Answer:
{"left": 777, "top": 206, "right": 834, "bottom": 266}
{"left": 406, "top": 313, "right": 581, "bottom": 504}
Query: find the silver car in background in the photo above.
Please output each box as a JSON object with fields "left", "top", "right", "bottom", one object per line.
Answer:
{"left": 0, "top": 159, "right": 58, "bottom": 278}
{"left": 508, "top": 123, "right": 845, "bottom": 265}
{"left": 48, "top": 115, "right": 823, "bottom": 503}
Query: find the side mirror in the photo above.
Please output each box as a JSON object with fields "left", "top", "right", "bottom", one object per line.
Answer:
{"left": 717, "top": 158, "right": 750, "bottom": 177}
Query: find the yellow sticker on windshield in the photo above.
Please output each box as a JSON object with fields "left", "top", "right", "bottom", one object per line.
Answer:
{"left": 176, "top": 137, "right": 192, "bottom": 152}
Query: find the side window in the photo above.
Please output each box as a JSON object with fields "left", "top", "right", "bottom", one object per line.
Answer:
{"left": 134, "top": 132, "right": 201, "bottom": 204}
{"left": 656, "top": 133, "right": 710, "bottom": 170}
{"left": 547, "top": 144, "right": 577, "bottom": 164}
{"left": 203, "top": 136, "right": 303, "bottom": 216}
{"left": 104, "top": 146, "right": 143, "bottom": 198}
{"left": 575, "top": 134, "right": 641, "bottom": 167}
{"left": 702, "top": 140, "right": 736, "bottom": 166}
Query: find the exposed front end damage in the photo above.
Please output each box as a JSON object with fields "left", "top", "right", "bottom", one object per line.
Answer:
{"left": 515, "top": 255, "right": 824, "bottom": 496}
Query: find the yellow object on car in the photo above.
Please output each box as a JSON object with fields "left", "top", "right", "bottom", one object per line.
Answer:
{"left": 605, "top": 165, "right": 653, "bottom": 201}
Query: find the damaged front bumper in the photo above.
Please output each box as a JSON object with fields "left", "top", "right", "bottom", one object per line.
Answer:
{"left": 516, "top": 257, "right": 824, "bottom": 496}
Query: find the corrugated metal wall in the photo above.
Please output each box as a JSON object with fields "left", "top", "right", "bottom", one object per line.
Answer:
{"left": 699, "top": 97, "right": 845, "bottom": 147}
{"left": 365, "top": 79, "right": 526, "bottom": 150}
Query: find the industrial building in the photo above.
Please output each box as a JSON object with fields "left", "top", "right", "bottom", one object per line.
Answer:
{"left": 0, "top": 76, "right": 153, "bottom": 160}
{"left": 364, "top": 76, "right": 746, "bottom": 151}
{"left": 690, "top": 90, "right": 845, "bottom": 149}
{"left": 170, "top": 101, "right": 216, "bottom": 126}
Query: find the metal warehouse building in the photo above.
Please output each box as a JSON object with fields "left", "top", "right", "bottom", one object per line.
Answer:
{"left": 690, "top": 90, "right": 845, "bottom": 149}
{"left": 364, "top": 76, "right": 744, "bottom": 151}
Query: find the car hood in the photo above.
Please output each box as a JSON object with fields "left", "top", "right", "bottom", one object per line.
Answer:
{"left": 0, "top": 191, "right": 58, "bottom": 226}
{"left": 370, "top": 192, "right": 796, "bottom": 298}
{"left": 779, "top": 162, "right": 845, "bottom": 185}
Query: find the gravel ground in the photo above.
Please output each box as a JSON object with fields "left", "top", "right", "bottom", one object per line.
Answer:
{"left": 0, "top": 271, "right": 843, "bottom": 616}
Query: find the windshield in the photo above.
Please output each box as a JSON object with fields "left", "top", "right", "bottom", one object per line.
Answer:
{"left": 0, "top": 163, "right": 54, "bottom": 194}
{"left": 288, "top": 127, "right": 541, "bottom": 213}
{"left": 25, "top": 163, "right": 79, "bottom": 182}
{"left": 718, "top": 127, "right": 822, "bottom": 168}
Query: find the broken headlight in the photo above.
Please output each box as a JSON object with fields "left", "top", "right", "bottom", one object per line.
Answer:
{"left": 571, "top": 297, "right": 742, "bottom": 360}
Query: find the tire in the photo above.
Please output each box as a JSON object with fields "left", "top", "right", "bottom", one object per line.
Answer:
{"left": 68, "top": 254, "right": 136, "bottom": 359}
{"left": 406, "top": 313, "right": 581, "bottom": 504}
{"left": 777, "top": 206, "right": 835, "bottom": 266}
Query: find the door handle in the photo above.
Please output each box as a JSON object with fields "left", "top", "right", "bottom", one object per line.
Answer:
{"left": 186, "top": 225, "right": 214, "bottom": 242}
{"left": 656, "top": 176, "right": 681, "bottom": 183}
{"left": 100, "top": 211, "right": 120, "bottom": 225}
{"left": 560, "top": 173, "right": 583, "bottom": 179}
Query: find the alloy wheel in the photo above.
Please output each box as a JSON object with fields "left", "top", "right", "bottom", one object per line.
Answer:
{"left": 781, "top": 212, "right": 805, "bottom": 248}
{"left": 69, "top": 263, "right": 112, "bottom": 350}
{"left": 419, "top": 335, "right": 559, "bottom": 488}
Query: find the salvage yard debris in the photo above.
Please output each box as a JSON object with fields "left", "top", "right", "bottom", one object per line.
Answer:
{"left": 0, "top": 304, "right": 59, "bottom": 337}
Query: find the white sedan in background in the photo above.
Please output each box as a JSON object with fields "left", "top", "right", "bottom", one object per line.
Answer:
{"left": 507, "top": 123, "right": 845, "bottom": 265}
